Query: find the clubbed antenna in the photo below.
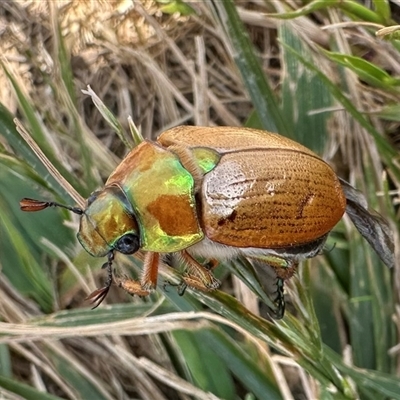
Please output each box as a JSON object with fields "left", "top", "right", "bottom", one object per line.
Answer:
{"left": 20, "top": 198, "right": 84, "bottom": 215}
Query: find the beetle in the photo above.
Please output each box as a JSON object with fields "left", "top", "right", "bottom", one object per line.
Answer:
{"left": 20, "top": 126, "right": 394, "bottom": 318}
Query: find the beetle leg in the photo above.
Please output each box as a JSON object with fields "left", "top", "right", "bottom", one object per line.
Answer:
{"left": 271, "top": 278, "right": 286, "bottom": 319}
{"left": 181, "top": 274, "right": 215, "bottom": 292}
{"left": 116, "top": 275, "right": 151, "bottom": 297}
{"left": 178, "top": 251, "right": 221, "bottom": 290}
{"left": 204, "top": 258, "right": 219, "bottom": 270}
{"left": 248, "top": 254, "right": 298, "bottom": 280}
{"left": 140, "top": 252, "right": 160, "bottom": 291}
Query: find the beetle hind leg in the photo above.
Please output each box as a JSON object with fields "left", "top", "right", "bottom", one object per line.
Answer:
{"left": 271, "top": 277, "right": 286, "bottom": 319}
{"left": 249, "top": 254, "right": 298, "bottom": 280}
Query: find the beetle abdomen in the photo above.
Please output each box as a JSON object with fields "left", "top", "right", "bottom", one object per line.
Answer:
{"left": 200, "top": 149, "right": 346, "bottom": 248}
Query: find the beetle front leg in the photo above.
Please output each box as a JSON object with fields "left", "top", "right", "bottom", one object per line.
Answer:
{"left": 178, "top": 251, "right": 221, "bottom": 290}
{"left": 116, "top": 275, "right": 151, "bottom": 297}
{"left": 140, "top": 252, "right": 160, "bottom": 291}
{"left": 115, "top": 252, "right": 159, "bottom": 298}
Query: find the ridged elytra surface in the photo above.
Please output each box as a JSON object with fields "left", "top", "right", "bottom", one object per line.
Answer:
{"left": 201, "top": 149, "right": 345, "bottom": 248}
{"left": 159, "top": 126, "right": 346, "bottom": 248}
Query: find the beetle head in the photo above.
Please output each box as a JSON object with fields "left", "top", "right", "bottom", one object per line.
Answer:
{"left": 78, "top": 184, "right": 141, "bottom": 257}
{"left": 20, "top": 184, "right": 141, "bottom": 258}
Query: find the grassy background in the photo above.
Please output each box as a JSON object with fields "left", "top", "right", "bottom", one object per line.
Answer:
{"left": 0, "top": 1, "right": 399, "bottom": 399}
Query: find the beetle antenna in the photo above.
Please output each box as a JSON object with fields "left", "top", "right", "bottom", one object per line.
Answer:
{"left": 20, "top": 198, "right": 84, "bottom": 215}
{"left": 86, "top": 251, "right": 115, "bottom": 309}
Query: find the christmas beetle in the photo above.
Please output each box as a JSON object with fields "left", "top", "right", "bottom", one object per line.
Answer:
{"left": 20, "top": 126, "right": 394, "bottom": 318}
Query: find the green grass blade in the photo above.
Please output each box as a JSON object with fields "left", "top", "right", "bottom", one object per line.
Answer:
{"left": 0, "top": 375, "right": 64, "bottom": 400}
{"left": 279, "top": 23, "right": 332, "bottom": 152}
{"left": 321, "top": 50, "right": 400, "bottom": 90}
{"left": 372, "top": 0, "right": 391, "bottom": 22}
{"left": 53, "top": 24, "right": 96, "bottom": 189}
{"left": 0, "top": 105, "right": 80, "bottom": 200}
{"left": 1, "top": 67, "right": 86, "bottom": 195}
{"left": 210, "top": 0, "right": 291, "bottom": 136}
{"left": 48, "top": 351, "right": 109, "bottom": 400}
{"left": 172, "top": 329, "right": 236, "bottom": 399}
{"left": 197, "top": 328, "right": 283, "bottom": 400}
{"left": 280, "top": 42, "right": 400, "bottom": 180}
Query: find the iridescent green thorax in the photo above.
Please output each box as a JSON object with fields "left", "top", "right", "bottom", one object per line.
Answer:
{"left": 106, "top": 141, "right": 204, "bottom": 252}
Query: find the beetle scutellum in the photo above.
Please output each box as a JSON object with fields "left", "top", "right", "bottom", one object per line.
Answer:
{"left": 20, "top": 126, "right": 394, "bottom": 318}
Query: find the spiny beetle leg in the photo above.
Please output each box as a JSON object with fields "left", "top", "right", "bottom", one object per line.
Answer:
{"left": 140, "top": 252, "right": 160, "bottom": 292}
{"left": 181, "top": 274, "right": 212, "bottom": 292}
{"left": 117, "top": 276, "right": 151, "bottom": 297}
{"left": 271, "top": 277, "right": 286, "bottom": 320}
{"left": 179, "top": 251, "right": 221, "bottom": 290}
{"left": 163, "top": 272, "right": 214, "bottom": 296}
{"left": 249, "top": 254, "right": 298, "bottom": 280}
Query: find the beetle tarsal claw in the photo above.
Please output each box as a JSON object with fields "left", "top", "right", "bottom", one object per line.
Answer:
{"left": 86, "top": 287, "right": 109, "bottom": 309}
{"left": 86, "top": 286, "right": 111, "bottom": 309}
{"left": 86, "top": 251, "right": 115, "bottom": 309}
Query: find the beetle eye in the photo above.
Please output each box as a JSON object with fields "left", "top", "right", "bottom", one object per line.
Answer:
{"left": 115, "top": 233, "right": 140, "bottom": 254}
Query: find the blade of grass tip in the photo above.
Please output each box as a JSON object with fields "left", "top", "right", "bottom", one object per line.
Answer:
{"left": 209, "top": 0, "right": 291, "bottom": 136}
{"left": 337, "top": 0, "right": 388, "bottom": 24}
{"left": 320, "top": 49, "right": 400, "bottom": 90}
{"left": 376, "top": 25, "right": 400, "bottom": 40}
{"left": 128, "top": 116, "right": 145, "bottom": 146}
{"left": 82, "top": 86, "right": 132, "bottom": 150}
{"left": 372, "top": 0, "right": 391, "bottom": 23}
{"left": 15, "top": 119, "right": 85, "bottom": 209}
